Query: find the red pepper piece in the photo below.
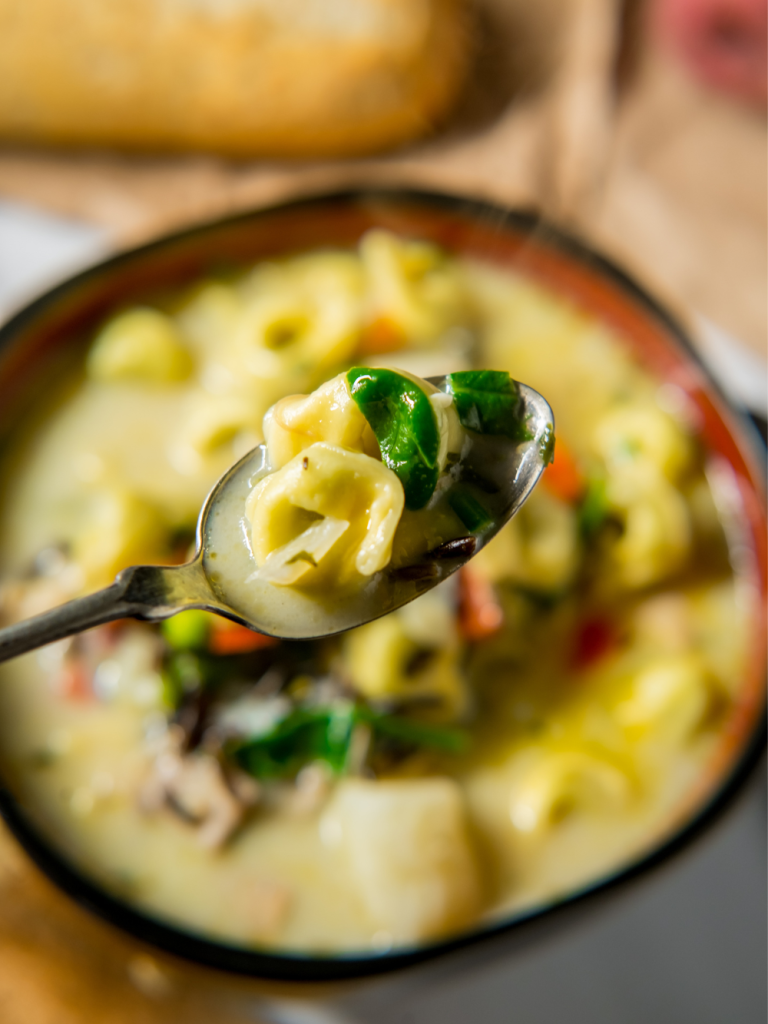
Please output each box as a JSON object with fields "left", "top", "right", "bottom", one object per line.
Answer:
{"left": 570, "top": 616, "right": 616, "bottom": 671}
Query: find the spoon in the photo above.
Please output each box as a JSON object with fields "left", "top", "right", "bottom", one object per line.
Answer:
{"left": 0, "top": 378, "right": 553, "bottom": 662}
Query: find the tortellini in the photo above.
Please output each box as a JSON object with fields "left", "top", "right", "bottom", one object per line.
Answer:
{"left": 471, "top": 488, "right": 580, "bottom": 593}
{"left": 72, "top": 487, "right": 168, "bottom": 586}
{"left": 605, "top": 464, "right": 691, "bottom": 588}
{"left": 360, "top": 230, "right": 470, "bottom": 347}
{"left": 87, "top": 308, "right": 192, "bottom": 383}
{"left": 246, "top": 443, "right": 404, "bottom": 586}
{"left": 234, "top": 252, "right": 364, "bottom": 385}
{"left": 263, "top": 372, "right": 379, "bottom": 470}
{"left": 322, "top": 778, "right": 481, "bottom": 943}
{"left": 246, "top": 365, "right": 474, "bottom": 592}
{"left": 592, "top": 402, "right": 694, "bottom": 589}
{"left": 614, "top": 654, "right": 712, "bottom": 745}
{"left": 342, "top": 591, "right": 467, "bottom": 721}
{"left": 509, "top": 748, "right": 632, "bottom": 836}
{"left": 183, "top": 395, "right": 263, "bottom": 457}
{"left": 593, "top": 403, "right": 693, "bottom": 481}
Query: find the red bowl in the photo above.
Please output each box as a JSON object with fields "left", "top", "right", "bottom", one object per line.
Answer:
{"left": 0, "top": 187, "right": 765, "bottom": 983}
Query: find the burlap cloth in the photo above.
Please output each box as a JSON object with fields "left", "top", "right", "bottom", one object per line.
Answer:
{"left": 0, "top": 2, "right": 765, "bottom": 1021}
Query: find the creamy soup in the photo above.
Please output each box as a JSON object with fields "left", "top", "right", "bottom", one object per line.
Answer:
{"left": 0, "top": 230, "right": 754, "bottom": 954}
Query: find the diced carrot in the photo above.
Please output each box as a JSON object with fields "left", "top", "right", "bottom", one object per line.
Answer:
{"left": 570, "top": 616, "right": 616, "bottom": 671}
{"left": 542, "top": 439, "right": 585, "bottom": 504}
{"left": 458, "top": 567, "right": 503, "bottom": 642}
{"left": 208, "top": 620, "right": 280, "bottom": 655}
{"left": 358, "top": 316, "right": 407, "bottom": 355}
{"left": 57, "top": 659, "right": 93, "bottom": 700}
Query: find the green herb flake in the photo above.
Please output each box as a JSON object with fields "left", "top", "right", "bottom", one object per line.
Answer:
{"left": 539, "top": 423, "right": 555, "bottom": 466}
{"left": 448, "top": 486, "right": 493, "bottom": 533}
{"left": 579, "top": 476, "right": 609, "bottom": 539}
{"left": 346, "top": 367, "right": 440, "bottom": 510}
{"left": 447, "top": 370, "right": 528, "bottom": 439}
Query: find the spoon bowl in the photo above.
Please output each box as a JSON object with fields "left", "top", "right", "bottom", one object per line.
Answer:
{"left": 0, "top": 379, "right": 553, "bottom": 659}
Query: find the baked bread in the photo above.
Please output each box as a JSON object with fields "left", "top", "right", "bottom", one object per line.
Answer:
{"left": 0, "top": 0, "right": 469, "bottom": 158}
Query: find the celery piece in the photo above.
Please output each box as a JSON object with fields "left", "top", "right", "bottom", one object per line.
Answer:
{"left": 346, "top": 367, "right": 440, "bottom": 510}
{"left": 447, "top": 370, "right": 528, "bottom": 439}
{"left": 161, "top": 609, "right": 211, "bottom": 650}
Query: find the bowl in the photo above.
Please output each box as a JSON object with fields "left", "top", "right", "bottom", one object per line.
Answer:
{"left": 0, "top": 187, "right": 764, "bottom": 983}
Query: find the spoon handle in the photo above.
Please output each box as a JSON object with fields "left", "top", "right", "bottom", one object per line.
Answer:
{"left": 0, "top": 562, "right": 210, "bottom": 664}
{"left": 0, "top": 581, "right": 143, "bottom": 663}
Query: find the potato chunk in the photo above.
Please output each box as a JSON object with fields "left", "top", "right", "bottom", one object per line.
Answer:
{"left": 324, "top": 778, "right": 481, "bottom": 943}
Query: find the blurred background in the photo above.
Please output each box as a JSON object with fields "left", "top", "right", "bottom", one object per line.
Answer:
{"left": 0, "top": 0, "right": 765, "bottom": 1020}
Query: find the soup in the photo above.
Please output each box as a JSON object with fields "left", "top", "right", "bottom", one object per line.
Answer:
{"left": 0, "top": 230, "right": 755, "bottom": 954}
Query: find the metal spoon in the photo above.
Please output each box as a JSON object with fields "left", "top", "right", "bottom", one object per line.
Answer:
{"left": 0, "top": 379, "right": 553, "bottom": 661}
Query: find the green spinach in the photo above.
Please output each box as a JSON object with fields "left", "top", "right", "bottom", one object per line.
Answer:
{"left": 447, "top": 370, "right": 528, "bottom": 439}
{"left": 346, "top": 367, "right": 440, "bottom": 510}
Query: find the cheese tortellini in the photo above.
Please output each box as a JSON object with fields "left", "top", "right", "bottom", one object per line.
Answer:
{"left": 235, "top": 252, "right": 363, "bottom": 384}
{"left": 509, "top": 749, "right": 632, "bottom": 836}
{"left": 87, "top": 308, "right": 192, "bottom": 383}
{"left": 471, "top": 488, "right": 580, "bottom": 593}
{"left": 246, "top": 442, "right": 404, "bottom": 586}
{"left": 245, "top": 370, "right": 408, "bottom": 588}
{"left": 263, "top": 372, "right": 380, "bottom": 470}
{"left": 360, "top": 230, "right": 471, "bottom": 347}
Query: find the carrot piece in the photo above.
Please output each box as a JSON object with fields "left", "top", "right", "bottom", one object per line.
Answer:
{"left": 458, "top": 567, "right": 503, "bottom": 642}
{"left": 358, "top": 316, "right": 406, "bottom": 355}
{"left": 208, "top": 620, "right": 280, "bottom": 655}
{"left": 541, "top": 439, "right": 584, "bottom": 504}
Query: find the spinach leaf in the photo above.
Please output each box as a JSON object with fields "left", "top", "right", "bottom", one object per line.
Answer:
{"left": 360, "top": 708, "right": 469, "bottom": 755}
{"left": 346, "top": 367, "right": 440, "bottom": 510}
{"left": 230, "top": 701, "right": 469, "bottom": 779}
{"left": 447, "top": 370, "right": 528, "bottom": 439}
{"left": 233, "top": 704, "right": 356, "bottom": 778}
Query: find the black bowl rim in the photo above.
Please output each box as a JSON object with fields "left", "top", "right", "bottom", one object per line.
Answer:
{"left": 0, "top": 185, "right": 765, "bottom": 984}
